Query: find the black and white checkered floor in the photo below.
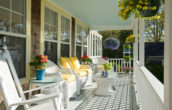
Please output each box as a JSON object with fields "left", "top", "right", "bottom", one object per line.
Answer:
{"left": 67, "top": 74, "right": 137, "bottom": 110}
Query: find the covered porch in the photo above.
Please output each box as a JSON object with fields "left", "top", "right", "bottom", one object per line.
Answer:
{"left": 0, "top": 0, "right": 172, "bottom": 110}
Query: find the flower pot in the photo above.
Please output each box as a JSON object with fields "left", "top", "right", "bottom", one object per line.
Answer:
{"left": 124, "top": 48, "right": 130, "bottom": 52}
{"left": 105, "top": 71, "right": 108, "bottom": 77}
{"left": 125, "top": 70, "right": 130, "bottom": 74}
{"left": 139, "top": 0, "right": 161, "bottom": 17}
{"left": 35, "top": 69, "right": 45, "bottom": 80}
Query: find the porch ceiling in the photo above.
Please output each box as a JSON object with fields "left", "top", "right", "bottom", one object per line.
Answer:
{"left": 50, "top": 0, "right": 133, "bottom": 30}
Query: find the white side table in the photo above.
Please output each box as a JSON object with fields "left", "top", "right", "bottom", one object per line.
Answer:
{"left": 94, "top": 73, "right": 116, "bottom": 96}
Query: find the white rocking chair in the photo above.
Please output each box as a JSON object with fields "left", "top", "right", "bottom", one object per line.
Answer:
{"left": 0, "top": 50, "right": 62, "bottom": 110}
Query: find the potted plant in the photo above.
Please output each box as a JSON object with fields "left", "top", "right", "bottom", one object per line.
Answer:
{"left": 124, "top": 44, "right": 131, "bottom": 52}
{"left": 118, "top": 0, "right": 161, "bottom": 20}
{"left": 126, "top": 35, "right": 135, "bottom": 44}
{"left": 124, "top": 56, "right": 132, "bottom": 62}
{"left": 102, "top": 63, "right": 112, "bottom": 77}
{"left": 30, "top": 55, "right": 48, "bottom": 80}
{"left": 80, "top": 55, "right": 92, "bottom": 64}
{"left": 121, "top": 66, "right": 133, "bottom": 73}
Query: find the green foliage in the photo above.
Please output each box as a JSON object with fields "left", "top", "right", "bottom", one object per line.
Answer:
{"left": 99, "top": 30, "right": 133, "bottom": 58}
{"left": 124, "top": 56, "right": 132, "bottom": 62}
{"left": 103, "top": 63, "right": 112, "bottom": 72}
{"left": 124, "top": 44, "right": 131, "bottom": 49}
{"left": 145, "top": 63, "right": 164, "bottom": 83}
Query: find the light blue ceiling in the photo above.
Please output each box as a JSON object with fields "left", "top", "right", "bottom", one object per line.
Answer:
{"left": 51, "top": 0, "right": 133, "bottom": 30}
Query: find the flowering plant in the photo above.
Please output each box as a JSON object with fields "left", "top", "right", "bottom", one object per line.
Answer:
{"left": 118, "top": 0, "right": 161, "bottom": 20}
{"left": 126, "top": 35, "right": 135, "bottom": 44}
{"left": 80, "top": 55, "right": 92, "bottom": 63}
{"left": 103, "top": 63, "right": 112, "bottom": 72}
{"left": 104, "top": 38, "right": 120, "bottom": 51}
{"left": 102, "top": 56, "right": 108, "bottom": 60}
{"left": 29, "top": 55, "right": 48, "bottom": 70}
{"left": 121, "top": 67, "right": 133, "bottom": 73}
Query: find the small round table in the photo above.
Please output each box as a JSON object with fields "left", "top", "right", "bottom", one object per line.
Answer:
{"left": 94, "top": 72, "right": 116, "bottom": 96}
{"left": 29, "top": 74, "right": 64, "bottom": 96}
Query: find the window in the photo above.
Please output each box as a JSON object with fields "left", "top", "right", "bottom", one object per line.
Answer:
{"left": 76, "top": 24, "right": 82, "bottom": 58}
{"left": 44, "top": 7, "right": 58, "bottom": 63}
{"left": 61, "top": 16, "right": 70, "bottom": 57}
{"left": 83, "top": 28, "right": 88, "bottom": 55}
{"left": 0, "top": 0, "right": 26, "bottom": 34}
{"left": 0, "top": 0, "right": 26, "bottom": 78}
{"left": 0, "top": 35, "right": 26, "bottom": 78}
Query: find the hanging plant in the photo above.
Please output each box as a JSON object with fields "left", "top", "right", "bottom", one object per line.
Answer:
{"left": 104, "top": 38, "right": 120, "bottom": 50}
{"left": 139, "top": 0, "right": 161, "bottom": 17}
{"left": 118, "top": 0, "right": 161, "bottom": 20}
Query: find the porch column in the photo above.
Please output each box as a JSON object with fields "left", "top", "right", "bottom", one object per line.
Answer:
{"left": 164, "top": 0, "right": 172, "bottom": 109}
{"left": 139, "top": 17, "right": 145, "bottom": 66}
{"left": 133, "top": 19, "right": 139, "bottom": 61}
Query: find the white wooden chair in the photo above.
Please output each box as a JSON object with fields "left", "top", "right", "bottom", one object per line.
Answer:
{"left": 0, "top": 51, "right": 62, "bottom": 110}
{"left": 46, "top": 60, "right": 79, "bottom": 108}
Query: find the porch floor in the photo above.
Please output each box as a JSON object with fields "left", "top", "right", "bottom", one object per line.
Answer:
{"left": 67, "top": 73, "right": 137, "bottom": 110}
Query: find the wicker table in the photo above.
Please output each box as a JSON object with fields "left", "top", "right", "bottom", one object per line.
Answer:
{"left": 94, "top": 72, "right": 116, "bottom": 96}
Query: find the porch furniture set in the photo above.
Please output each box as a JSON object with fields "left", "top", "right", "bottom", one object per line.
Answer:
{"left": 0, "top": 48, "right": 117, "bottom": 110}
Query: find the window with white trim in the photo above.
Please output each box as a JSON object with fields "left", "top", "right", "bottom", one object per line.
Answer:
{"left": 61, "top": 16, "right": 70, "bottom": 57}
{"left": 0, "top": 0, "right": 26, "bottom": 78}
{"left": 76, "top": 24, "right": 82, "bottom": 58}
{"left": 44, "top": 7, "right": 58, "bottom": 64}
{"left": 83, "top": 28, "right": 88, "bottom": 56}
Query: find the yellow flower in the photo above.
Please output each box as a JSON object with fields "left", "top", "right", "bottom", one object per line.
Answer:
{"left": 152, "top": 6, "right": 157, "bottom": 10}
{"left": 143, "top": 6, "right": 149, "bottom": 10}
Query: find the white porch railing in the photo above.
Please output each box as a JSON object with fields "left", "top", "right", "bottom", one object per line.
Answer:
{"left": 134, "top": 61, "right": 164, "bottom": 110}
{"left": 108, "top": 58, "right": 132, "bottom": 73}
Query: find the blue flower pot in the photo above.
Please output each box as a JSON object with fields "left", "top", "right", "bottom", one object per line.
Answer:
{"left": 124, "top": 48, "right": 130, "bottom": 52}
{"left": 105, "top": 72, "right": 108, "bottom": 77}
{"left": 35, "top": 69, "right": 45, "bottom": 80}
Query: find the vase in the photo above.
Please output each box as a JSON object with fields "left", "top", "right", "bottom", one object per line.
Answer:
{"left": 124, "top": 48, "right": 130, "bottom": 52}
{"left": 35, "top": 69, "right": 45, "bottom": 80}
{"left": 105, "top": 71, "right": 108, "bottom": 77}
{"left": 139, "top": 0, "right": 160, "bottom": 17}
{"left": 125, "top": 70, "right": 130, "bottom": 74}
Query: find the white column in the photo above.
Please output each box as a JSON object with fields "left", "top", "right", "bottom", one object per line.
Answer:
{"left": 133, "top": 19, "right": 139, "bottom": 61}
{"left": 164, "top": 0, "right": 172, "bottom": 109}
{"left": 139, "top": 17, "right": 145, "bottom": 66}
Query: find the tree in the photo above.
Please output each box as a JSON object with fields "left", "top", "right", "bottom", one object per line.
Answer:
{"left": 144, "top": 7, "right": 165, "bottom": 42}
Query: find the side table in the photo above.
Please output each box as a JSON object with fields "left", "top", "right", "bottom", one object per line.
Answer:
{"left": 94, "top": 72, "right": 116, "bottom": 96}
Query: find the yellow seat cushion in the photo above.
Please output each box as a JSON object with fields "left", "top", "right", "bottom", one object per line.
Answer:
{"left": 75, "top": 69, "right": 88, "bottom": 77}
{"left": 99, "top": 65, "right": 104, "bottom": 70}
{"left": 61, "top": 73, "right": 76, "bottom": 83}
{"left": 69, "top": 57, "right": 80, "bottom": 69}
{"left": 60, "top": 57, "right": 72, "bottom": 69}
{"left": 79, "top": 65, "right": 92, "bottom": 74}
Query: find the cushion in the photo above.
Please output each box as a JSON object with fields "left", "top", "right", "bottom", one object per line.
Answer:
{"left": 60, "top": 57, "right": 72, "bottom": 69}
{"left": 75, "top": 69, "right": 88, "bottom": 77}
{"left": 61, "top": 73, "right": 76, "bottom": 83}
{"left": 69, "top": 57, "right": 80, "bottom": 69}
{"left": 79, "top": 68, "right": 92, "bottom": 74}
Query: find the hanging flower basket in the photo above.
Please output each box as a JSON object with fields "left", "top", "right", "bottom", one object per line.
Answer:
{"left": 139, "top": 0, "right": 161, "bottom": 17}
{"left": 118, "top": 0, "right": 161, "bottom": 20}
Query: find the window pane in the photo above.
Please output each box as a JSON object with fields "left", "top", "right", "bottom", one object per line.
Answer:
{"left": 83, "top": 28, "right": 88, "bottom": 45}
{"left": 44, "top": 7, "right": 58, "bottom": 40}
{"left": 83, "top": 46, "right": 87, "bottom": 55}
{"left": 11, "top": 12, "right": 25, "bottom": 34}
{"left": 61, "top": 44, "right": 69, "bottom": 57}
{"left": 76, "top": 24, "right": 82, "bottom": 44}
{"left": 76, "top": 46, "right": 81, "bottom": 59}
{"left": 61, "top": 16, "right": 70, "bottom": 42}
{"left": 0, "top": 0, "right": 10, "bottom": 9}
{"left": 0, "top": 7, "right": 10, "bottom": 32}
{"left": 12, "top": 0, "right": 25, "bottom": 14}
{"left": 0, "top": 35, "right": 26, "bottom": 78}
{"left": 44, "top": 41, "right": 57, "bottom": 64}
